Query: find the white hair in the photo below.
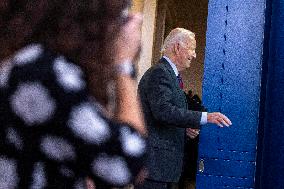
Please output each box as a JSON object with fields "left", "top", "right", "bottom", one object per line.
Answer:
{"left": 161, "top": 28, "right": 195, "bottom": 54}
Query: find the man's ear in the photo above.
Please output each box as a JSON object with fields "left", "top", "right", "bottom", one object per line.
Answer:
{"left": 173, "top": 42, "right": 180, "bottom": 55}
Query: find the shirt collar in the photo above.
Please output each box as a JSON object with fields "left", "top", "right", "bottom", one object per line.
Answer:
{"left": 162, "top": 56, "right": 179, "bottom": 76}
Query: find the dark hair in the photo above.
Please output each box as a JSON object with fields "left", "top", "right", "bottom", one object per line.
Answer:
{"left": 0, "top": 0, "right": 130, "bottom": 104}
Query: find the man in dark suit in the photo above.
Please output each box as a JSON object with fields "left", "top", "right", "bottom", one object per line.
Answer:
{"left": 137, "top": 28, "right": 232, "bottom": 189}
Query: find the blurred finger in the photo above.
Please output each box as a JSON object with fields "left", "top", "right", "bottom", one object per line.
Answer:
{"left": 221, "top": 119, "right": 230, "bottom": 127}
{"left": 219, "top": 114, "right": 232, "bottom": 126}
{"left": 218, "top": 117, "right": 229, "bottom": 127}
{"left": 188, "top": 134, "right": 197, "bottom": 139}
{"left": 186, "top": 132, "right": 196, "bottom": 138}
{"left": 217, "top": 122, "right": 223, "bottom": 127}
{"left": 187, "top": 128, "right": 199, "bottom": 134}
{"left": 187, "top": 129, "right": 200, "bottom": 138}
{"left": 222, "top": 115, "right": 232, "bottom": 125}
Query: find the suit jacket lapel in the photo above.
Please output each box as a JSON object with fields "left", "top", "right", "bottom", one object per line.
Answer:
{"left": 159, "top": 58, "right": 188, "bottom": 108}
{"left": 160, "top": 58, "right": 178, "bottom": 84}
{"left": 159, "top": 58, "right": 179, "bottom": 88}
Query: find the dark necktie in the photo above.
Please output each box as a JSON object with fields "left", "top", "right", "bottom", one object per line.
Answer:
{"left": 177, "top": 74, "right": 184, "bottom": 89}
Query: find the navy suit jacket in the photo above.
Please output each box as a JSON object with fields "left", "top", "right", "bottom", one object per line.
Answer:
{"left": 138, "top": 58, "right": 202, "bottom": 182}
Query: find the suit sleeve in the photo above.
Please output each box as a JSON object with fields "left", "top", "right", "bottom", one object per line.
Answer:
{"left": 146, "top": 68, "right": 202, "bottom": 128}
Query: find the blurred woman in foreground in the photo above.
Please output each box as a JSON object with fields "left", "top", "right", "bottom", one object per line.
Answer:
{"left": 0, "top": 0, "right": 146, "bottom": 188}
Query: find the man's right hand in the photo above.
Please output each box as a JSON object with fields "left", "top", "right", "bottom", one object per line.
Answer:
{"left": 207, "top": 112, "right": 232, "bottom": 127}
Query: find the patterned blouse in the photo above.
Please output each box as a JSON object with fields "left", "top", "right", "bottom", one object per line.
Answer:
{"left": 0, "top": 44, "right": 146, "bottom": 189}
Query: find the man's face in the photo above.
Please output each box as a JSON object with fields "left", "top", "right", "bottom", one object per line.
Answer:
{"left": 176, "top": 38, "right": 196, "bottom": 71}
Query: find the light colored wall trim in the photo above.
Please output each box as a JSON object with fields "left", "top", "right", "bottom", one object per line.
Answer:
{"left": 136, "top": 0, "right": 158, "bottom": 81}
{"left": 151, "top": 0, "right": 167, "bottom": 65}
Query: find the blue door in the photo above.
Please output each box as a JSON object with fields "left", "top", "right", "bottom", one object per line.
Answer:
{"left": 196, "top": 1, "right": 266, "bottom": 188}
{"left": 255, "top": 0, "right": 284, "bottom": 188}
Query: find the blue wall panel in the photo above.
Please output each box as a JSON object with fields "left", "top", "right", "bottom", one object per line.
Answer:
{"left": 197, "top": 0, "right": 266, "bottom": 188}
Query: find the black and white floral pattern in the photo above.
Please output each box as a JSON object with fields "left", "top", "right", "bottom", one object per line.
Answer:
{"left": 10, "top": 82, "right": 56, "bottom": 126}
{"left": 0, "top": 44, "right": 146, "bottom": 189}
{"left": 0, "top": 157, "right": 19, "bottom": 189}
{"left": 53, "top": 56, "right": 86, "bottom": 92}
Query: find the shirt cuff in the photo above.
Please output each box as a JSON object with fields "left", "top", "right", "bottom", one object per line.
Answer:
{"left": 200, "top": 112, "right": 207, "bottom": 125}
